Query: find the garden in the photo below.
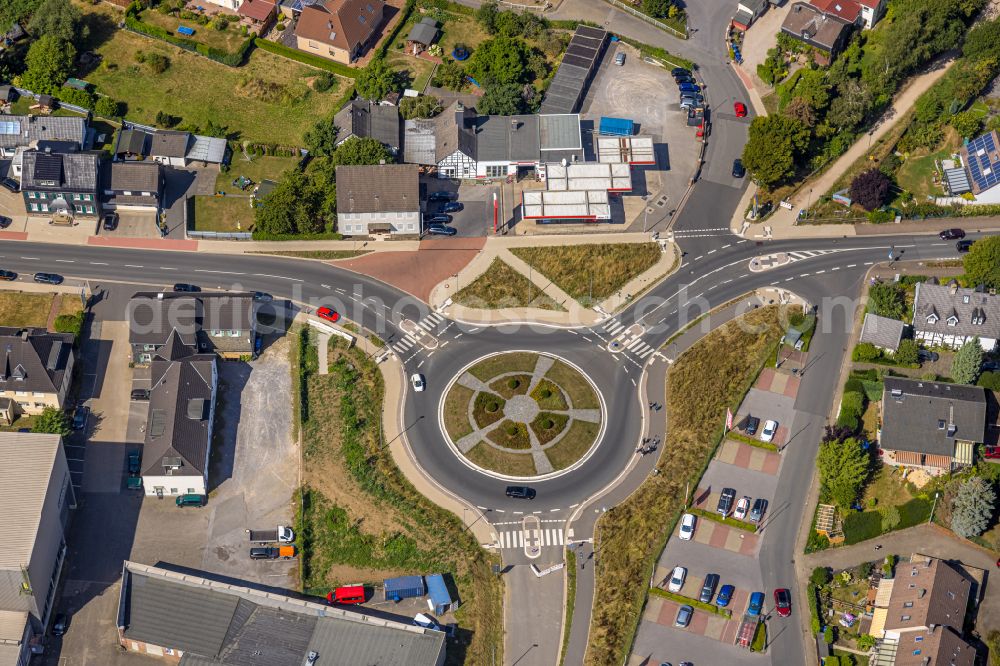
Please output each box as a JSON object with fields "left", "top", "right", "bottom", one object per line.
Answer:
{"left": 442, "top": 352, "right": 603, "bottom": 477}
{"left": 452, "top": 258, "right": 565, "bottom": 311}
{"left": 808, "top": 563, "right": 887, "bottom": 664}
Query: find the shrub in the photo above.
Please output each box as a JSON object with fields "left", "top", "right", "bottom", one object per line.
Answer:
{"left": 810, "top": 566, "right": 831, "bottom": 586}
{"left": 823, "top": 626, "right": 834, "bottom": 644}
{"left": 94, "top": 96, "right": 122, "bottom": 118}
{"left": 850, "top": 169, "right": 892, "bottom": 211}
{"left": 878, "top": 504, "right": 900, "bottom": 531}
{"left": 894, "top": 339, "right": 919, "bottom": 366}
{"left": 852, "top": 342, "right": 880, "bottom": 362}
{"left": 313, "top": 71, "right": 336, "bottom": 92}
{"left": 978, "top": 371, "right": 1000, "bottom": 390}
{"left": 54, "top": 312, "right": 84, "bottom": 339}
{"left": 57, "top": 87, "right": 95, "bottom": 110}
{"left": 868, "top": 209, "right": 894, "bottom": 223}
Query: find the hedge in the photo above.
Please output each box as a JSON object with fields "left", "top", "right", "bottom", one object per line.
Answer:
{"left": 615, "top": 35, "right": 694, "bottom": 71}
{"left": 376, "top": 0, "right": 416, "bottom": 58}
{"left": 252, "top": 37, "right": 359, "bottom": 78}
{"left": 57, "top": 87, "right": 95, "bottom": 110}
{"left": 843, "top": 511, "right": 882, "bottom": 544}
{"left": 124, "top": 8, "right": 255, "bottom": 67}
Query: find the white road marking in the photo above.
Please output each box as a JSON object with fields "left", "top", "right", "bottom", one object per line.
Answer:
{"left": 19, "top": 257, "right": 39, "bottom": 260}
{"left": 847, "top": 264, "right": 857, "bottom": 268}
{"left": 56, "top": 259, "right": 74, "bottom": 263}
{"left": 707, "top": 249, "right": 716, "bottom": 255}
{"left": 195, "top": 269, "right": 244, "bottom": 275}
{"left": 253, "top": 273, "right": 303, "bottom": 281}
{"left": 159, "top": 267, "right": 177, "bottom": 270}
{"left": 124, "top": 264, "right": 143, "bottom": 268}
{"left": 321, "top": 283, "right": 331, "bottom": 289}
{"left": 694, "top": 255, "right": 704, "bottom": 261}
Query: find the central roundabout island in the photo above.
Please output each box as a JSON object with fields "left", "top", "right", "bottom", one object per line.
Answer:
{"left": 440, "top": 351, "right": 605, "bottom": 479}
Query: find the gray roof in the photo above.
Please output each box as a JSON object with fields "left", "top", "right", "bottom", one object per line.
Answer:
{"left": 435, "top": 101, "right": 477, "bottom": 162}
{"left": 403, "top": 117, "right": 437, "bottom": 165}
{"left": 121, "top": 561, "right": 447, "bottom": 666}
{"left": 881, "top": 378, "right": 987, "bottom": 456}
{"left": 859, "top": 313, "right": 905, "bottom": 352}
{"left": 334, "top": 100, "right": 400, "bottom": 152}
{"left": 128, "top": 293, "right": 257, "bottom": 348}
{"left": 151, "top": 131, "right": 191, "bottom": 158}
{"left": 739, "top": 0, "right": 768, "bottom": 12}
{"left": 539, "top": 114, "right": 582, "bottom": 152}
{"left": 0, "top": 433, "right": 63, "bottom": 570}
{"left": 116, "top": 128, "right": 149, "bottom": 156}
{"left": 426, "top": 109, "right": 582, "bottom": 165}
{"left": 474, "top": 115, "right": 539, "bottom": 162}
{"left": 539, "top": 25, "right": 607, "bottom": 115}
{"left": 0, "top": 327, "right": 74, "bottom": 395}
{"left": 913, "top": 281, "right": 1000, "bottom": 341}
{"left": 944, "top": 167, "right": 971, "bottom": 194}
{"left": 781, "top": 2, "right": 851, "bottom": 51}
{"left": 0, "top": 115, "right": 87, "bottom": 150}
{"left": 109, "top": 162, "right": 161, "bottom": 193}
{"left": 407, "top": 17, "right": 438, "bottom": 45}
{"left": 0, "top": 86, "right": 13, "bottom": 102}
{"left": 187, "top": 135, "right": 227, "bottom": 164}
{"left": 336, "top": 164, "right": 419, "bottom": 213}
{"left": 21, "top": 150, "right": 98, "bottom": 192}
{"left": 733, "top": 7, "right": 755, "bottom": 25}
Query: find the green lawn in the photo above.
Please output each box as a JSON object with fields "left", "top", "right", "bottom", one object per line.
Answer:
{"left": 77, "top": 2, "right": 350, "bottom": 144}
{"left": 452, "top": 258, "right": 564, "bottom": 311}
{"left": 192, "top": 195, "right": 254, "bottom": 232}
{"left": 385, "top": 50, "right": 436, "bottom": 92}
{"left": 544, "top": 360, "right": 599, "bottom": 409}
{"left": 530, "top": 380, "right": 568, "bottom": 410}
{"left": 895, "top": 137, "right": 960, "bottom": 201}
{"left": 466, "top": 441, "right": 537, "bottom": 476}
{"left": 489, "top": 374, "right": 531, "bottom": 399}
{"left": 217, "top": 156, "right": 300, "bottom": 195}
{"left": 544, "top": 420, "right": 598, "bottom": 470}
{"left": 443, "top": 384, "right": 475, "bottom": 440}
{"left": 468, "top": 352, "right": 539, "bottom": 382}
{"left": 486, "top": 420, "right": 531, "bottom": 449}
{"left": 139, "top": 8, "right": 248, "bottom": 52}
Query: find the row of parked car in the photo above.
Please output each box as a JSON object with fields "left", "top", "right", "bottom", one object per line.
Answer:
{"left": 425, "top": 190, "right": 460, "bottom": 236}
{"left": 668, "top": 565, "right": 792, "bottom": 627}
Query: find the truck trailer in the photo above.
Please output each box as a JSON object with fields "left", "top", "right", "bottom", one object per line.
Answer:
{"left": 246, "top": 526, "right": 295, "bottom": 544}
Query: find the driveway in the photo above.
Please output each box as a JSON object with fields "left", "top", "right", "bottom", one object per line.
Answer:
{"left": 96, "top": 210, "right": 159, "bottom": 239}
{"left": 422, "top": 178, "right": 500, "bottom": 238}
{"left": 162, "top": 166, "right": 217, "bottom": 239}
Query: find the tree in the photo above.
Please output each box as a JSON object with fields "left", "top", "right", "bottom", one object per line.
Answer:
{"left": 474, "top": 0, "right": 500, "bottom": 33}
{"left": 857, "top": 635, "right": 877, "bottom": 651}
{"left": 950, "top": 110, "right": 981, "bottom": 138}
{"left": 783, "top": 97, "right": 816, "bottom": 128}
{"left": 963, "top": 18, "right": 1000, "bottom": 61}
{"left": 817, "top": 437, "right": 869, "bottom": 509}
{"left": 642, "top": 0, "right": 672, "bottom": 18}
{"left": 19, "top": 34, "right": 75, "bottom": 95}
{"left": 28, "top": 0, "right": 85, "bottom": 45}
{"left": 850, "top": 169, "right": 892, "bottom": 211}
{"left": 467, "top": 36, "right": 530, "bottom": 86}
{"left": 94, "top": 96, "right": 121, "bottom": 118}
{"left": 950, "top": 476, "right": 996, "bottom": 538}
{"left": 894, "top": 338, "right": 919, "bottom": 365}
{"left": 331, "top": 136, "right": 392, "bottom": 166}
{"left": 399, "top": 94, "right": 442, "bottom": 120}
{"left": 826, "top": 79, "right": 873, "bottom": 130}
{"left": 254, "top": 168, "right": 333, "bottom": 236}
{"left": 810, "top": 566, "right": 831, "bottom": 586}
{"left": 867, "top": 282, "right": 906, "bottom": 319}
{"left": 951, "top": 338, "right": 984, "bottom": 385}
{"left": 355, "top": 57, "right": 398, "bottom": 102}
{"left": 33, "top": 407, "right": 71, "bottom": 436}
{"left": 432, "top": 59, "right": 466, "bottom": 90}
{"left": 478, "top": 82, "right": 528, "bottom": 115}
{"left": 963, "top": 234, "right": 1000, "bottom": 289}
{"left": 304, "top": 118, "right": 339, "bottom": 158}
{"left": 741, "top": 115, "right": 809, "bottom": 189}
{"left": 1, "top": 0, "right": 41, "bottom": 36}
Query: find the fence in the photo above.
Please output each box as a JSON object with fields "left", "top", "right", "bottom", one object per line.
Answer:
{"left": 601, "top": 0, "right": 687, "bottom": 39}
{"left": 186, "top": 230, "right": 253, "bottom": 240}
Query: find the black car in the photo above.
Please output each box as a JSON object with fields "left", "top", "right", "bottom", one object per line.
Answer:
{"left": 983, "top": 359, "right": 1000, "bottom": 372}
{"left": 918, "top": 349, "right": 940, "bottom": 363}
{"left": 744, "top": 415, "right": 760, "bottom": 436}
{"left": 699, "top": 573, "right": 720, "bottom": 603}
{"left": 33, "top": 273, "right": 63, "bottom": 285}
{"left": 173, "top": 283, "right": 200, "bottom": 292}
{"left": 675, "top": 75, "right": 695, "bottom": 85}
{"left": 72, "top": 405, "right": 88, "bottom": 431}
{"left": 250, "top": 547, "right": 281, "bottom": 560}
{"left": 51, "top": 613, "right": 68, "bottom": 636}
{"left": 956, "top": 239, "right": 974, "bottom": 252}
{"left": 732, "top": 159, "right": 746, "bottom": 178}
{"left": 506, "top": 485, "right": 536, "bottom": 499}
{"left": 0, "top": 216, "right": 11, "bottom": 228}
{"left": 426, "top": 224, "right": 457, "bottom": 236}
{"left": 671, "top": 67, "right": 691, "bottom": 78}
{"left": 0, "top": 177, "right": 18, "bottom": 193}
{"left": 426, "top": 214, "right": 453, "bottom": 225}
{"left": 102, "top": 212, "right": 118, "bottom": 231}
{"left": 939, "top": 228, "right": 965, "bottom": 240}
{"left": 749, "top": 498, "right": 768, "bottom": 523}
{"left": 439, "top": 201, "right": 463, "bottom": 213}
{"left": 428, "top": 191, "right": 459, "bottom": 202}
{"left": 0, "top": 270, "right": 16, "bottom": 281}
{"left": 253, "top": 291, "right": 273, "bottom": 302}
{"left": 131, "top": 388, "right": 150, "bottom": 401}
{"left": 717, "top": 487, "right": 736, "bottom": 516}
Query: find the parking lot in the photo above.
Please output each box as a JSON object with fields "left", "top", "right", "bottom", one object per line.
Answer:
{"left": 422, "top": 177, "right": 500, "bottom": 238}
{"left": 96, "top": 210, "right": 159, "bottom": 238}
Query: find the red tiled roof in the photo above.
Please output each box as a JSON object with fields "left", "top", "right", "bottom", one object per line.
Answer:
{"left": 294, "top": 0, "right": 383, "bottom": 51}
{"left": 238, "top": 0, "right": 275, "bottom": 21}
{"left": 810, "top": 0, "right": 861, "bottom": 22}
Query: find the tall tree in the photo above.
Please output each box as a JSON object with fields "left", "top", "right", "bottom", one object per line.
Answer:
{"left": 355, "top": 57, "right": 398, "bottom": 102}
{"left": 331, "top": 136, "right": 392, "bottom": 166}
{"left": 399, "top": 95, "right": 442, "bottom": 120}
{"left": 19, "top": 34, "right": 75, "bottom": 95}
{"left": 478, "top": 82, "right": 527, "bottom": 115}
{"left": 32, "top": 407, "right": 71, "bottom": 436}
{"left": 850, "top": 169, "right": 892, "bottom": 211}
{"left": 951, "top": 338, "right": 984, "bottom": 385}
{"left": 28, "top": 0, "right": 85, "bottom": 44}
{"left": 817, "top": 437, "right": 869, "bottom": 509}
{"left": 741, "top": 115, "right": 809, "bottom": 189}
{"left": 467, "top": 36, "right": 530, "bottom": 86}
{"left": 304, "top": 117, "right": 340, "bottom": 157}
{"left": 254, "top": 168, "right": 332, "bottom": 236}
{"left": 963, "top": 235, "right": 1000, "bottom": 289}
{"left": 951, "top": 476, "right": 996, "bottom": 538}
{"left": 0, "top": 0, "right": 40, "bottom": 34}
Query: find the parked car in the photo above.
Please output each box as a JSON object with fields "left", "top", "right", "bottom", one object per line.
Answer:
{"left": 127, "top": 451, "right": 141, "bottom": 476}
{"left": 51, "top": 613, "right": 68, "bottom": 636}
{"left": 774, "top": 588, "right": 792, "bottom": 617}
{"left": 678, "top": 83, "right": 701, "bottom": 94}
{"left": 506, "top": 485, "right": 536, "bottom": 499}
{"left": 33, "top": 273, "right": 63, "bottom": 285}
{"left": 439, "top": 201, "right": 463, "bottom": 213}
{"left": 734, "top": 496, "right": 750, "bottom": 521}
{"left": 615, "top": 51, "right": 625, "bottom": 66}
{"left": 747, "top": 591, "right": 765, "bottom": 616}
{"left": 426, "top": 224, "right": 457, "bottom": 236}
{"left": 918, "top": 349, "right": 939, "bottom": 363}
{"left": 175, "top": 493, "right": 206, "bottom": 507}
{"left": 760, "top": 419, "right": 777, "bottom": 442}
{"left": 316, "top": 306, "right": 340, "bottom": 323}
{"left": 680, "top": 96, "right": 704, "bottom": 109}
{"left": 130, "top": 388, "right": 150, "bottom": 401}
{"left": 250, "top": 545, "right": 296, "bottom": 559}
{"left": 411, "top": 373, "right": 425, "bottom": 392}
{"left": 671, "top": 67, "right": 691, "bottom": 77}
{"left": 744, "top": 415, "right": 760, "bottom": 436}
{"left": 734, "top": 102, "right": 748, "bottom": 117}
{"left": 667, "top": 566, "right": 687, "bottom": 593}
{"left": 749, "top": 498, "right": 768, "bottom": 524}
{"left": 717, "top": 487, "right": 736, "bottom": 516}
{"left": 428, "top": 191, "right": 458, "bottom": 202}
{"left": 939, "top": 228, "right": 965, "bottom": 240}
{"left": 72, "top": 405, "right": 88, "bottom": 431}
{"left": 984, "top": 445, "right": 1000, "bottom": 459}
{"left": 426, "top": 214, "right": 453, "bottom": 225}
{"left": 716, "top": 584, "right": 735, "bottom": 607}
{"left": 699, "top": 573, "right": 720, "bottom": 604}
{"left": 102, "top": 212, "right": 118, "bottom": 231}
{"left": 253, "top": 291, "right": 273, "bottom": 302}
{"left": 0, "top": 177, "right": 19, "bottom": 193}
{"left": 0, "top": 216, "right": 11, "bottom": 228}
{"left": 983, "top": 359, "right": 1000, "bottom": 371}
{"left": 674, "top": 604, "right": 693, "bottom": 628}
{"left": 678, "top": 513, "right": 696, "bottom": 541}
{"left": 956, "top": 239, "right": 975, "bottom": 252}
{"left": 0, "top": 270, "right": 16, "bottom": 281}
{"left": 172, "top": 283, "right": 199, "bottom": 292}
{"left": 732, "top": 159, "right": 746, "bottom": 178}
{"left": 674, "top": 74, "right": 694, "bottom": 85}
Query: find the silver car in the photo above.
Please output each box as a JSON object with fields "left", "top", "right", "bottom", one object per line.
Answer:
{"left": 674, "top": 604, "right": 693, "bottom": 627}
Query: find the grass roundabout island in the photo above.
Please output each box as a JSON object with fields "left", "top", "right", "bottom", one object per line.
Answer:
{"left": 442, "top": 352, "right": 604, "bottom": 478}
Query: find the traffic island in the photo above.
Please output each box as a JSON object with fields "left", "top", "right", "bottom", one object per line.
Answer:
{"left": 440, "top": 352, "right": 605, "bottom": 479}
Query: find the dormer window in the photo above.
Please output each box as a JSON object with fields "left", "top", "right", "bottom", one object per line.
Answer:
{"left": 938, "top": 420, "right": 946, "bottom": 430}
{"left": 963, "top": 295, "right": 970, "bottom": 304}
{"left": 947, "top": 315, "right": 959, "bottom": 326}
{"left": 926, "top": 312, "right": 939, "bottom": 324}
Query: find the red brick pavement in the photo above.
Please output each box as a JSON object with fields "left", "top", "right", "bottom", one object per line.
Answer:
{"left": 87, "top": 236, "right": 198, "bottom": 251}
{"left": 761, "top": 452, "right": 781, "bottom": 474}
{"left": 772, "top": 425, "right": 789, "bottom": 448}
{"left": 739, "top": 531, "right": 760, "bottom": 555}
{"left": 708, "top": 523, "right": 729, "bottom": 549}
{"left": 783, "top": 374, "right": 801, "bottom": 397}
{"left": 688, "top": 608, "right": 710, "bottom": 635}
{"left": 733, "top": 444, "right": 752, "bottom": 468}
{"left": 656, "top": 598, "right": 680, "bottom": 626}
{"left": 755, "top": 368, "right": 775, "bottom": 391}
{"left": 0, "top": 231, "right": 28, "bottom": 241}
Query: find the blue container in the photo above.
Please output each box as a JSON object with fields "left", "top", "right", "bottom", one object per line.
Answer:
{"left": 383, "top": 575, "right": 425, "bottom": 602}
{"left": 599, "top": 117, "right": 634, "bottom": 137}
{"left": 425, "top": 574, "right": 458, "bottom": 615}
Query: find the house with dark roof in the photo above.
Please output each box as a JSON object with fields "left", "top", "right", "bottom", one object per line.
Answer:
{"left": 104, "top": 162, "right": 162, "bottom": 211}
{"left": 336, "top": 164, "right": 420, "bottom": 236}
{"left": 333, "top": 99, "right": 400, "bottom": 154}
{"left": 780, "top": 2, "right": 854, "bottom": 63}
{"left": 912, "top": 281, "right": 1000, "bottom": 352}
{"left": 20, "top": 150, "right": 100, "bottom": 221}
{"left": 0, "top": 328, "right": 75, "bottom": 417}
{"left": 0, "top": 115, "right": 87, "bottom": 161}
{"left": 113, "top": 128, "right": 151, "bottom": 160}
{"left": 859, "top": 313, "right": 905, "bottom": 353}
{"left": 150, "top": 131, "right": 192, "bottom": 167}
{"left": 294, "top": 0, "right": 385, "bottom": 65}
{"left": 880, "top": 378, "right": 986, "bottom": 473}
{"left": 117, "top": 561, "right": 447, "bottom": 664}
{"left": 732, "top": 0, "right": 768, "bottom": 31}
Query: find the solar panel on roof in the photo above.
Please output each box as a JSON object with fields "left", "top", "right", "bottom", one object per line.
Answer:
{"left": 0, "top": 121, "right": 20, "bottom": 135}
{"left": 33, "top": 153, "right": 63, "bottom": 182}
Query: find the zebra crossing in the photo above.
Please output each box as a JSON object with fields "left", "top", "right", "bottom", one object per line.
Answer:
{"left": 496, "top": 527, "right": 566, "bottom": 549}
{"left": 786, "top": 249, "right": 838, "bottom": 262}
{"left": 601, "top": 319, "right": 657, "bottom": 359}
{"left": 390, "top": 312, "right": 446, "bottom": 353}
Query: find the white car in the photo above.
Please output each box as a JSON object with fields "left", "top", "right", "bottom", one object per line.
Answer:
{"left": 411, "top": 374, "right": 426, "bottom": 392}
{"left": 678, "top": 513, "right": 696, "bottom": 541}
{"left": 734, "top": 496, "right": 751, "bottom": 521}
{"left": 760, "top": 419, "right": 778, "bottom": 442}
{"left": 668, "top": 566, "right": 687, "bottom": 593}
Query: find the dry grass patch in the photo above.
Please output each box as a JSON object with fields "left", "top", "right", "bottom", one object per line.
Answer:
{"left": 466, "top": 441, "right": 538, "bottom": 476}
{"left": 443, "top": 384, "right": 475, "bottom": 440}
{"left": 486, "top": 420, "right": 532, "bottom": 450}
{"left": 453, "top": 258, "right": 565, "bottom": 311}
{"left": 468, "top": 352, "right": 539, "bottom": 382}
{"left": 192, "top": 195, "right": 254, "bottom": 232}
{"left": 530, "top": 379, "right": 568, "bottom": 410}
{"left": 545, "top": 420, "right": 598, "bottom": 470}
{"left": 584, "top": 305, "right": 790, "bottom": 665}
{"left": 530, "top": 412, "right": 569, "bottom": 445}
{"left": 545, "top": 360, "right": 599, "bottom": 409}
{"left": 0, "top": 292, "right": 58, "bottom": 328}
{"left": 510, "top": 243, "right": 662, "bottom": 305}
{"left": 472, "top": 391, "right": 505, "bottom": 429}
{"left": 489, "top": 374, "right": 531, "bottom": 398}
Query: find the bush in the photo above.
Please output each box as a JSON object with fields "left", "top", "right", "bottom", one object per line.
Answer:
{"left": 94, "top": 96, "right": 122, "bottom": 118}
{"left": 868, "top": 209, "right": 894, "bottom": 224}
{"left": 313, "top": 71, "right": 336, "bottom": 92}
{"left": 57, "top": 87, "right": 95, "bottom": 110}
{"left": 33, "top": 407, "right": 71, "bottom": 436}
{"left": 810, "top": 566, "right": 831, "bottom": 586}
{"left": 850, "top": 169, "right": 892, "bottom": 211}
{"left": 54, "top": 312, "right": 84, "bottom": 340}
{"left": 894, "top": 339, "right": 919, "bottom": 366}
{"left": 823, "top": 626, "right": 834, "bottom": 645}
{"left": 978, "top": 371, "right": 1000, "bottom": 390}
{"left": 843, "top": 511, "right": 882, "bottom": 544}
{"left": 853, "top": 343, "right": 881, "bottom": 363}
{"left": 878, "top": 504, "right": 900, "bottom": 531}
{"left": 252, "top": 37, "right": 358, "bottom": 77}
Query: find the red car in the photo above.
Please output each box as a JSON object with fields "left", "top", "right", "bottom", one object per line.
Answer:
{"left": 984, "top": 446, "right": 1000, "bottom": 460}
{"left": 734, "top": 102, "right": 748, "bottom": 118}
{"left": 774, "top": 588, "right": 792, "bottom": 617}
{"left": 316, "top": 306, "right": 340, "bottom": 323}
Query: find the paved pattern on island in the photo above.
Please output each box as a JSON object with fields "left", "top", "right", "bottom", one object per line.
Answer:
{"left": 755, "top": 367, "right": 801, "bottom": 399}
{"left": 716, "top": 439, "right": 782, "bottom": 475}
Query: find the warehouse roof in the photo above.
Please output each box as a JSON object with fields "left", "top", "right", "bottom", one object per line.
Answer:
{"left": 538, "top": 25, "right": 607, "bottom": 114}
{"left": 0, "top": 433, "right": 64, "bottom": 570}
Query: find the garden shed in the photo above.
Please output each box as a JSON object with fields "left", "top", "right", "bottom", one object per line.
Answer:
{"left": 425, "top": 574, "right": 458, "bottom": 615}
{"left": 407, "top": 18, "right": 439, "bottom": 54}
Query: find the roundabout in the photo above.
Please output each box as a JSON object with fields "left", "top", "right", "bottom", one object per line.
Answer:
{"left": 440, "top": 351, "right": 605, "bottom": 480}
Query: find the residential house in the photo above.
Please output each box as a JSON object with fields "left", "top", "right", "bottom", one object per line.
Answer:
{"left": 780, "top": 2, "right": 854, "bottom": 64}
{"left": 859, "top": 313, "right": 905, "bottom": 353}
{"left": 335, "top": 164, "right": 420, "bottom": 236}
{"left": 912, "top": 281, "right": 1000, "bottom": 352}
{"left": 104, "top": 162, "right": 162, "bottom": 212}
{"left": 20, "top": 150, "right": 100, "bottom": 221}
{"left": 959, "top": 130, "right": 1000, "bottom": 202}
{"left": 732, "top": 0, "right": 768, "bottom": 31}
{"left": 150, "top": 131, "right": 191, "bottom": 168}
{"left": 0, "top": 433, "right": 76, "bottom": 639}
{"left": 117, "top": 561, "right": 447, "bottom": 664}
{"left": 294, "top": 0, "right": 385, "bottom": 65}
{"left": 237, "top": 0, "right": 277, "bottom": 31}
{"left": 810, "top": 0, "right": 862, "bottom": 25}
{"left": 127, "top": 292, "right": 259, "bottom": 364}
{"left": 406, "top": 17, "right": 439, "bottom": 54}
{"left": 870, "top": 555, "right": 975, "bottom": 666}
{"left": 0, "top": 328, "right": 74, "bottom": 418}
{"left": 879, "top": 377, "right": 986, "bottom": 474}
{"left": 855, "top": 0, "right": 885, "bottom": 28}
{"left": 112, "top": 128, "right": 151, "bottom": 160}
{"left": 0, "top": 115, "right": 88, "bottom": 177}
{"left": 433, "top": 102, "right": 478, "bottom": 178}
{"left": 200, "top": 0, "right": 240, "bottom": 12}
{"left": 333, "top": 99, "right": 400, "bottom": 155}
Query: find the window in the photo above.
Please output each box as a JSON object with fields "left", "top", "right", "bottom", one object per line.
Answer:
{"left": 901, "top": 615, "right": 911, "bottom": 621}
{"left": 170, "top": 488, "right": 178, "bottom": 494}
{"left": 211, "top": 330, "right": 223, "bottom": 337}
{"left": 123, "top": 191, "right": 132, "bottom": 196}
{"left": 32, "top": 392, "right": 45, "bottom": 397}
{"left": 29, "top": 203, "right": 38, "bottom": 212}
{"left": 229, "top": 330, "right": 240, "bottom": 337}
{"left": 143, "top": 344, "right": 156, "bottom": 352}
{"left": 486, "top": 165, "right": 506, "bottom": 178}
{"left": 142, "top": 191, "right": 151, "bottom": 197}
{"left": 73, "top": 193, "right": 81, "bottom": 201}
{"left": 903, "top": 601, "right": 913, "bottom": 608}
{"left": 915, "top": 636, "right": 923, "bottom": 642}
{"left": 84, "top": 194, "right": 91, "bottom": 201}
{"left": 139, "top": 354, "right": 151, "bottom": 363}
{"left": 33, "top": 402, "right": 44, "bottom": 408}
{"left": 14, "top": 391, "right": 26, "bottom": 396}
{"left": 40, "top": 204, "right": 48, "bottom": 212}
